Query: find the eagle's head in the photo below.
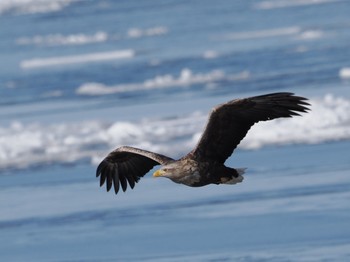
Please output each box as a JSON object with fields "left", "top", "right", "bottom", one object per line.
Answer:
{"left": 153, "top": 162, "right": 181, "bottom": 179}
{"left": 153, "top": 159, "right": 201, "bottom": 186}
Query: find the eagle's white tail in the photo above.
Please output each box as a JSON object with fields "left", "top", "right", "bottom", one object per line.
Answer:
{"left": 222, "top": 168, "right": 246, "bottom": 185}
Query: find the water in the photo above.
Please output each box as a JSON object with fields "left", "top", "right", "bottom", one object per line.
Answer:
{"left": 1, "top": 0, "right": 350, "bottom": 261}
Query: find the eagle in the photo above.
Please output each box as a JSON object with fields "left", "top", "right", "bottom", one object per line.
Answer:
{"left": 96, "top": 92, "right": 310, "bottom": 194}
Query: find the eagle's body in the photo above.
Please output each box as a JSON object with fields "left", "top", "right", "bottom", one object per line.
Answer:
{"left": 153, "top": 156, "right": 245, "bottom": 187}
{"left": 96, "top": 92, "right": 310, "bottom": 195}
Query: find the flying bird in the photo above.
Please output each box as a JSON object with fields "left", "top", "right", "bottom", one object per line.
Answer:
{"left": 96, "top": 92, "right": 310, "bottom": 194}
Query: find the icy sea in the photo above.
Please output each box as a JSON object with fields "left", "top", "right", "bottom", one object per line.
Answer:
{"left": 1, "top": 0, "right": 350, "bottom": 261}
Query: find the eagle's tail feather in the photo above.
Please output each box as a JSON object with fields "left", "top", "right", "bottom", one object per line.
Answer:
{"left": 221, "top": 168, "right": 245, "bottom": 185}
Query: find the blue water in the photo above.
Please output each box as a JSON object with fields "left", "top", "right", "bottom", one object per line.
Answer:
{"left": 1, "top": 0, "right": 350, "bottom": 261}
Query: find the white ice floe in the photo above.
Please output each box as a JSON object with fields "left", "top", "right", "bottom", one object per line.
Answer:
{"left": 242, "top": 94, "right": 350, "bottom": 149}
{"left": 227, "top": 27, "right": 301, "bottom": 40}
{"left": 127, "top": 26, "right": 168, "bottom": 38}
{"left": 339, "top": 67, "right": 350, "bottom": 79}
{"left": 15, "top": 26, "right": 167, "bottom": 46}
{"left": 254, "top": 0, "right": 340, "bottom": 10}
{"left": 0, "top": 94, "right": 349, "bottom": 170}
{"left": 0, "top": 0, "right": 78, "bottom": 15}
{"left": 20, "top": 49, "right": 134, "bottom": 69}
{"left": 296, "top": 30, "right": 324, "bottom": 40}
{"left": 202, "top": 50, "right": 219, "bottom": 59}
{"left": 226, "top": 26, "right": 325, "bottom": 41}
{"left": 76, "top": 69, "right": 249, "bottom": 95}
{"left": 16, "top": 31, "right": 108, "bottom": 46}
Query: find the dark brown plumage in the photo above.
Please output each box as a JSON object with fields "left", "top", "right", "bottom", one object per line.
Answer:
{"left": 96, "top": 146, "right": 173, "bottom": 194}
{"left": 96, "top": 92, "right": 310, "bottom": 194}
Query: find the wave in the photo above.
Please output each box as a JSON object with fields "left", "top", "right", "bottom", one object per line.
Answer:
{"left": 76, "top": 69, "right": 250, "bottom": 95}
{"left": 0, "top": 94, "right": 349, "bottom": 170}
{"left": 254, "top": 0, "right": 340, "bottom": 10}
{"left": 16, "top": 31, "right": 108, "bottom": 46}
{"left": 20, "top": 49, "right": 134, "bottom": 69}
{"left": 0, "top": 0, "right": 78, "bottom": 15}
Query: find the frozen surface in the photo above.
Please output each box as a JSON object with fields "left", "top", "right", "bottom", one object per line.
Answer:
{"left": 1, "top": 141, "right": 350, "bottom": 261}
{"left": 1, "top": 0, "right": 350, "bottom": 261}
{"left": 0, "top": 95, "right": 349, "bottom": 170}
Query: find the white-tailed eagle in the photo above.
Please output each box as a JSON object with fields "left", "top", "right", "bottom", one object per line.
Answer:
{"left": 96, "top": 92, "right": 310, "bottom": 194}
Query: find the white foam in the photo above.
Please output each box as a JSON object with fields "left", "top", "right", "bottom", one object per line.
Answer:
{"left": 0, "top": 0, "right": 78, "bottom": 15}
{"left": 16, "top": 31, "right": 108, "bottom": 46}
{"left": 339, "top": 67, "right": 350, "bottom": 79}
{"left": 20, "top": 49, "right": 134, "bottom": 69}
{"left": 0, "top": 94, "right": 349, "bottom": 170}
{"left": 76, "top": 69, "right": 248, "bottom": 95}
{"left": 254, "top": 0, "right": 340, "bottom": 10}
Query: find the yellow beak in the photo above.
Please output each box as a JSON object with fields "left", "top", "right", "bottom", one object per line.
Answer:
{"left": 153, "top": 169, "right": 165, "bottom": 177}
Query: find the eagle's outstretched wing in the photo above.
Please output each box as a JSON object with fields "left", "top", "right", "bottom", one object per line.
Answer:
{"left": 190, "top": 92, "right": 310, "bottom": 164}
{"left": 96, "top": 146, "right": 174, "bottom": 194}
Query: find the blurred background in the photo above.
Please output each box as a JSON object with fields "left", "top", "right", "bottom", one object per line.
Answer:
{"left": 1, "top": 0, "right": 350, "bottom": 261}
